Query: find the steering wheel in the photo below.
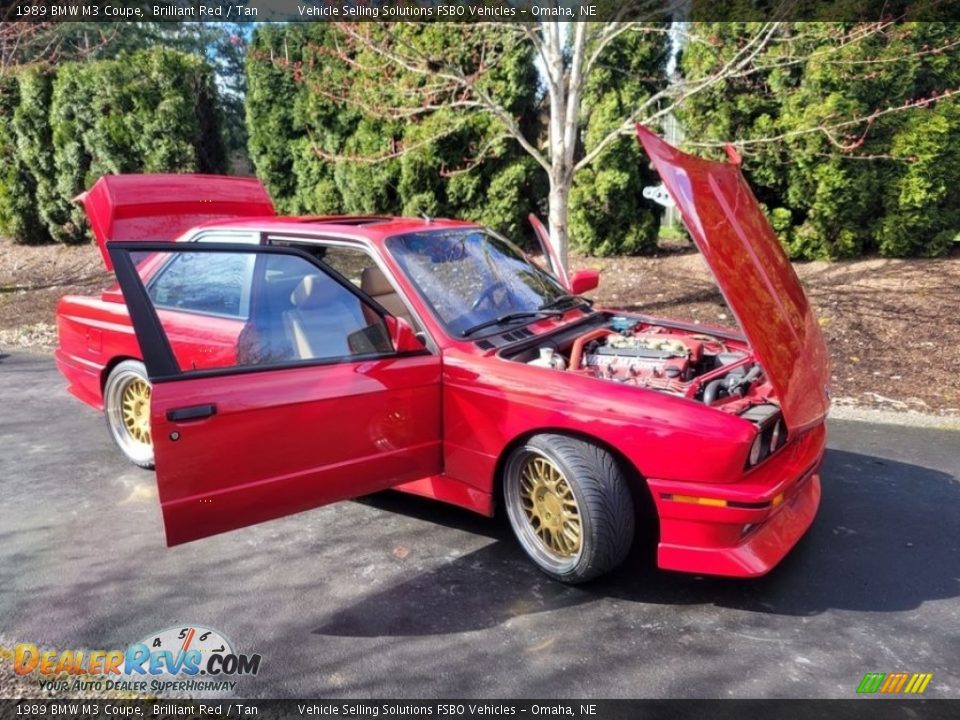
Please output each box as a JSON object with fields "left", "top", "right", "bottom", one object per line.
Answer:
{"left": 471, "top": 280, "right": 509, "bottom": 312}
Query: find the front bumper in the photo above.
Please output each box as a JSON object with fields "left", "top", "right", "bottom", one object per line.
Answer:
{"left": 647, "top": 424, "right": 825, "bottom": 577}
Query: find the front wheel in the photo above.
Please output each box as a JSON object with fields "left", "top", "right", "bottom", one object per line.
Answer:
{"left": 503, "top": 434, "right": 635, "bottom": 583}
{"left": 104, "top": 360, "right": 154, "bottom": 469}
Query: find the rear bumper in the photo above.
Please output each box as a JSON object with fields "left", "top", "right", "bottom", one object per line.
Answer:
{"left": 55, "top": 347, "right": 105, "bottom": 410}
{"left": 648, "top": 424, "right": 825, "bottom": 577}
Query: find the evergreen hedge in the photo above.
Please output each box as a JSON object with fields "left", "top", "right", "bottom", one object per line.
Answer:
{"left": 678, "top": 22, "right": 960, "bottom": 259}
{"left": 0, "top": 75, "right": 47, "bottom": 244}
{"left": 246, "top": 24, "right": 544, "bottom": 245}
{"left": 1, "top": 48, "right": 225, "bottom": 245}
{"left": 570, "top": 25, "right": 669, "bottom": 256}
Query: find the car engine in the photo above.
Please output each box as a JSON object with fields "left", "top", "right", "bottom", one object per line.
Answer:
{"left": 519, "top": 316, "right": 761, "bottom": 405}
{"left": 581, "top": 332, "right": 701, "bottom": 388}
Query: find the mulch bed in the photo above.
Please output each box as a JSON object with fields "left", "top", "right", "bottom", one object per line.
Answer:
{"left": 3, "top": 238, "right": 958, "bottom": 414}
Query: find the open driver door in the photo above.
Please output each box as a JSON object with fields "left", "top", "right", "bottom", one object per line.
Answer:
{"left": 108, "top": 242, "right": 442, "bottom": 545}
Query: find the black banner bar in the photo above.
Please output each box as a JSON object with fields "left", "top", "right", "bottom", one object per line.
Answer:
{"left": 2, "top": 700, "right": 960, "bottom": 720}
{"left": 2, "top": 0, "right": 960, "bottom": 23}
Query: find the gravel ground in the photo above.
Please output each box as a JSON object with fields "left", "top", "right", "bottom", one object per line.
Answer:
{"left": 829, "top": 405, "right": 960, "bottom": 431}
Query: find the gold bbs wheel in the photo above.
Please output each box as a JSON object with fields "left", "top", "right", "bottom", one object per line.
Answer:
{"left": 503, "top": 434, "right": 635, "bottom": 584}
{"left": 104, "top": 360, "right": 155, "bottom": 469}
{"left": 519, "top": 455, "right": 582, "bottom": 558}
{"left": 121, "top": 378, "right": 151, "bottom": 445}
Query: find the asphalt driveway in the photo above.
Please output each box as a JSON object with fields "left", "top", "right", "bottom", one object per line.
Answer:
{"left": 1, "top": 351, "right": 958, "bottom": 698}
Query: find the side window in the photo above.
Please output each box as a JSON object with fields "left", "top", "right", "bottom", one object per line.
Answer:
{"left": 318, "top": 246, "right": 378, "bottom": 287}
{"left": 270, "top": 239, "right": 418, "bottom": 330}
{"left": 245, "top": 254, "right": 391, "bottom": 366}
{"left": 135, "top": 250, "right": 393, "bottom": 373}
{"left": 148, "top": 252, "right": 252, "bottom": 319}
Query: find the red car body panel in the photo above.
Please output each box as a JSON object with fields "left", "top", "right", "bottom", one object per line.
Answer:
{"left": 55, "top": 251, "right": 244, "bottom": 408}
{"left": 56, "top": 294, "right": 141, "bottom": 410}
{"left": 636, "top": 125, "right": 831, "bottom": 433}
{"left": 55, "top": 130, "right": 830, "bottom": 578}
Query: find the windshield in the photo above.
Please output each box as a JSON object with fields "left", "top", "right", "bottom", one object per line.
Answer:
{"left": 387, "top": 228, "right": 569, "bottom": 337}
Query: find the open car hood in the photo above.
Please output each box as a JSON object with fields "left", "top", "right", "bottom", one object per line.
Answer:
{"left": 77, "top": 174, "right": 275, "bottom": 270}
{"left": 636, "top": 125, "right": 830, "bottom": 432}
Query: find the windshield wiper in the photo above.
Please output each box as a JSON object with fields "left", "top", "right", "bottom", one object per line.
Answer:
{"left": 538, "top": 293, "right": 593, "bottom": 312}
{"left": 461, "top": 310, "right": 563, "bottom": 338}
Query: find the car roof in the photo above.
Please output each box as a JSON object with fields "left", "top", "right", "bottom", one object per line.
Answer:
{"left": 190, "top": 215, "right": 479, "bottom": 243}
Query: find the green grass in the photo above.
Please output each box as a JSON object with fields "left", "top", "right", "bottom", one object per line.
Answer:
{"left": 657, "top": 224, "right": 685, "bottom": 240}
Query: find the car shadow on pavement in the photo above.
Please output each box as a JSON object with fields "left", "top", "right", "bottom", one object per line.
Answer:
{"left": 314, "top": 447, "right": 959, "bottom": 637}
{"left": 594, "top": 447, "right": 960, "bottom": 616}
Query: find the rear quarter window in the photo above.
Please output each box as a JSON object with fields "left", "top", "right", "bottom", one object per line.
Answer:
{"left": 147, "top": 251, "right": 252, "bottom": 319}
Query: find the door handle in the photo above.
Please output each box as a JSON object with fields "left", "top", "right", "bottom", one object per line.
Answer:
{"left": 166, "top": 404, "right": 217, "bottom": 422}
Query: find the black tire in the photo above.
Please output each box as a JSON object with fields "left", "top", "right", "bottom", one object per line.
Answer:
{"left": 503, "top": 433, "right": 635, "bottom": 583}
{"left": 103, "top": 360, "right": 155, "bottom": 469}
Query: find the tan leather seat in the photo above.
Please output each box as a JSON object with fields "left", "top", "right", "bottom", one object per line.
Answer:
{"left": 283, "top": 274, "right": 366, "bottom": 359}
{"left": 361, "top": 267, "right": 413, "bottom": 326}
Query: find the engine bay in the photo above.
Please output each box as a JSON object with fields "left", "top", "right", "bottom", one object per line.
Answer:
{"left": 507, "top": 315, "right": 771, "bottom": 409}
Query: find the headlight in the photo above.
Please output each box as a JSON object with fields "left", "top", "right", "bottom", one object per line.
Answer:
{"left": 741, "top": 405, "right": 788, "bottom": 468}
{"left": 749, "top": 434, "right": 763, "bottom": 466}
{"left": 770, "top": 419, "right": 784, "bottom": 451}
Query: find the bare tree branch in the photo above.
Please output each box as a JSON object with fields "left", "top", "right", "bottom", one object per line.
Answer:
{"left": 1, "top": 9, "right": 117, "bottom": 77}
{"left": 310, "top": 120, "right": 471, "bottom": 165}
{"left": 280, "top": 20, "right": 958, "bottom": 274}
{"left": 333, "top": 22, "right": 552, "bottom": 174}
{"left": 574, "top": 22, "right": 784, "bottom": 173}
{"left": 686, "top": 87, "right": 960, "bottom": 152}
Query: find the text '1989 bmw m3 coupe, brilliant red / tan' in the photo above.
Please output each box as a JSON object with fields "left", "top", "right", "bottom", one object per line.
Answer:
{"left": 55, "top": 127, "right": 830, "bottom": 583}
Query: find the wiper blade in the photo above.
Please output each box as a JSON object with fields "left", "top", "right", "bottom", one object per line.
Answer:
{"left": 461, "top": 310, "right": 562, "bottom": 337}
{"left": 539, "top": 293, "right": 593, "bottom": 311}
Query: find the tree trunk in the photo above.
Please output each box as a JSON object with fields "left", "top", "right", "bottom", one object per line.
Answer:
{"left": 547, "top": 180, "right": 570, "bottom": 276}
{"left": 540, "top": 21, "right": 585, "bottom": 279}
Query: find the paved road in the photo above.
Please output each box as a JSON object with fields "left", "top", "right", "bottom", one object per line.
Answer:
{"left": 1, "top": 351, "right": 958, "bottom": 699}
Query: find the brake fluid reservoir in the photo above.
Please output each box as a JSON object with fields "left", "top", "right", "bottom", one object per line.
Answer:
{"left": 529, "top": 348, "right": 566, "bottom": 370}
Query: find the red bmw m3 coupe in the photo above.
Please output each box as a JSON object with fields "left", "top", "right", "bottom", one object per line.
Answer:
{"left": 55, "top": 128, "right": 830, "bottom": 583}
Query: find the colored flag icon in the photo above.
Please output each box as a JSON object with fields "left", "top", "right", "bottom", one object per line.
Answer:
{"left": 857, "top": 672, "right": 933, "bottom": 694}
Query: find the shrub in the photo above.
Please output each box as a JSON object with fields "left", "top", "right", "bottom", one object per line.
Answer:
{"left": 678, "top": 22, "right": 960, "bottom": 259}
{"left": 245, "top": 24, "right": 541, "bottom": 243}
{"left": 1, "top": 48, "right": 225, "bottom": 245}
{"left": 12, "top": 69, "right": 60, "bottom": 243}
{"left": 0, "top": 75, "right": 47, "bottom": 244}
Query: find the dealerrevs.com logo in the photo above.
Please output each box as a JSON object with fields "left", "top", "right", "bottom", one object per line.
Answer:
{"left": 13, "top": 625, "right": 261, "bottom": 694}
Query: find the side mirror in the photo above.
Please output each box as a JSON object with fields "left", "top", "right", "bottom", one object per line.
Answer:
{"left": 386, "top": 315, "right": 425, "bottom": 353}
{"left": 570, "top": 269, "right": 600, "bottom": 295}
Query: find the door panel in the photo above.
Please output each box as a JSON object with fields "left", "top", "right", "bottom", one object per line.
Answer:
{"left": 108, "top": 242, "right": 442, "bottom": 545}
{"left": 528, "top": 213, "right": 570, "bottom": 291}
{"left": 152, "top": 358, "right": 441, "bottom": 545}
{"left": 156, "top": 310, "right": 245, "bottom": 371}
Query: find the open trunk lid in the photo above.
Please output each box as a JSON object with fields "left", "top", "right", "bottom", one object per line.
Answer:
{"left": 77, "top": 174, "right": 275, "bottom": 270}
{"left": 636, "top": 125, "right": 830, "bottom": 432}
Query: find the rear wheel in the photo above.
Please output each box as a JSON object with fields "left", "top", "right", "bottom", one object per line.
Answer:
{"left": 104, "top": 360, "right": 154, "bottom": 469}
{"left": 503, "top": 434, "right": 635, "bottom": 583}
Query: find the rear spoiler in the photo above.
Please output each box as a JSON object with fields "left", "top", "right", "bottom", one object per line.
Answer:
{"left": 76, "top": 174, "right": 276, "bottom": 270}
